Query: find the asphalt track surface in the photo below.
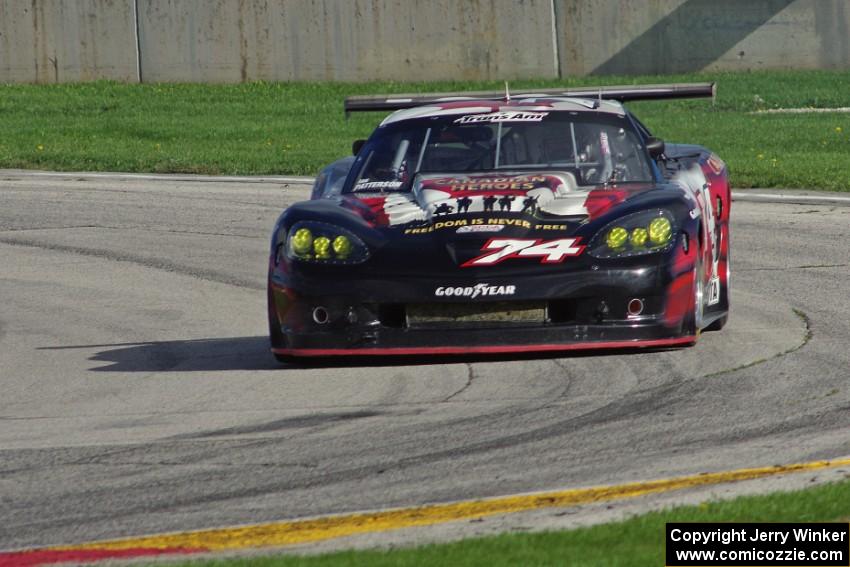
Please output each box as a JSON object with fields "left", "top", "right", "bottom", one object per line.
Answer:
{"left": 1, "top": 172, "right": 848, "bottom": 554}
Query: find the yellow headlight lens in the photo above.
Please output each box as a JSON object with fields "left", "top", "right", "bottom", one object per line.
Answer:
{"left": 313, "top": 236, "right": 331, "bottom": 259}
{"left": 630, "top": 227, "right": 648, "bottom": 247}
{"left": 606, "top": 227, "right": 628, "bottom": 249}
{"left": 291, "top": 228, "right": 313, "bottom": 256}
{"left": 648, "top": 217, "right": 672, "bottom": 245}
{"left": 332, "top": 235, "right": 352, "bottom": 259}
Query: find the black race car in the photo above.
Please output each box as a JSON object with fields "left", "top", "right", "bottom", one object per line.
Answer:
{"left": 268, "top": 83, "right": 730, "bottom": 359}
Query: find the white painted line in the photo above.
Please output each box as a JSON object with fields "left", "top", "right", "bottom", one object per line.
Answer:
{"left": 750, "top": 107, "right": 850, "bottom": 114}
{"left": 4, "top": 169, "right": 850, "bottom": 205}
{"left": 733, "top": 191, "right": 850, "bottom": 204}
{"left": 0, "top": 169, "right": 314, "bottom": 184}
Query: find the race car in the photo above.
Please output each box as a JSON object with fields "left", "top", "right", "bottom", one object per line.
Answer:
{"left": 268, "top": 83, "right": 730, "bottom": 359}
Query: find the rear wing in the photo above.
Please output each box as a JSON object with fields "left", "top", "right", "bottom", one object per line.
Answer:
{"left": 344, "top": 82, "right": 715, "bottom": 115}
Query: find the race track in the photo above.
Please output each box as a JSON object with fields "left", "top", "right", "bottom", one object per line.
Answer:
{"left": 1, "top": 172, "right": 848, "bottom": 552}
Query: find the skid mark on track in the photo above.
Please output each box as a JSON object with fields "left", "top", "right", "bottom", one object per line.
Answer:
{"left": 0, "top": 238, "right": 262, "bottom": 290}
{"left": 740, "top": 263, "right": 850, "bottom": 271}
{"left": 172, "top": 411, "right": 384, "bottom": 440}
{"left": 443, "top": 364, "right": 476, "bottom": 402}
{"left": 704, "top": 308, "right": 812, "bottom": 379}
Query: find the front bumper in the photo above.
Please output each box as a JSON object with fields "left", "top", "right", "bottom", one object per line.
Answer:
{"left": 268, "top": 263, "right": 697, "bottom": 356}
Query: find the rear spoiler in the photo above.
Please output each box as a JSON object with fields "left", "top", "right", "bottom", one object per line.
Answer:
{"left": 344, "top": 82, "right": 715, "bottom": 114}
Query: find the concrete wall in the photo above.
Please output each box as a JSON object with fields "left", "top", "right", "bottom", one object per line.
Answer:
{"left": 2, "top": 0, "right": 850, "bottom": 83}
{"left": 0, "top": 0, "right": 137, "bottom": 82}
{"left": 135, "top": 0, "right": 557, "bottom": 82}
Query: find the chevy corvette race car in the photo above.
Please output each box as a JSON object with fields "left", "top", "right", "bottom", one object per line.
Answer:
{"left": 268, "top": 83, "right": 730, "bottom": 359}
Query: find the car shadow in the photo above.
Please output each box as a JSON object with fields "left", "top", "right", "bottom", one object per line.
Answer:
{"left": 39, "top": 336, "right": 281, "bottom": 372}
{"left": 39, "top": 336, "right": 668, "bottom": 373}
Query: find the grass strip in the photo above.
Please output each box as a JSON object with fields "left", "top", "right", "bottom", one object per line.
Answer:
{"left": 2, "top": 70, "right": 850, "bottom": 189}
{"left": 173, "top": 478, "right": 850, "bottom": 566}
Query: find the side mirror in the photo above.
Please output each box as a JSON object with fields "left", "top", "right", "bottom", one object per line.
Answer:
{"left": 646, "top": 137, "right": 665, "bottom": 159}
{"left": 352, "top": 139, "right": 366, "bottom": 156}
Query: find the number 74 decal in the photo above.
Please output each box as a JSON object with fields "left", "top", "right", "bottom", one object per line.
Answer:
{"left": 461, "top": 238, "right": 584, "bottom": 267}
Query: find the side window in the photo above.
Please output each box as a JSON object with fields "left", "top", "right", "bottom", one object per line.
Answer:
{"left": 353, "top": 132, "right": 422, "bottom": 191}
{"left": 605, "top": 125, "right": 652, "bottom": 182}
{"left": 630, "top": 114, "right": 653, "bottom": 139}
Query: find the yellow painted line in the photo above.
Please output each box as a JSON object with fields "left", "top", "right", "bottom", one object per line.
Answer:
{"left": 53, "top": 457, "right": 850, "bottom": 553}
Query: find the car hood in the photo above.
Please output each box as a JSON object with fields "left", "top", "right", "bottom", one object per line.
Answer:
{"left": 289, "top": 171, "right": 692, "bottom": 273}
{"left": 344, "top": 171, "right": 657, "bottom": 230}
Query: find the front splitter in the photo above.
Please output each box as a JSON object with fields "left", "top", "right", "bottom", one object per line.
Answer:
{"left": 272, "top": 335, "right": 696, "bottom": 357}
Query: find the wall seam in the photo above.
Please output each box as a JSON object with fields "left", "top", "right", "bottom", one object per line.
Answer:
{"left": 132, "top": 0, "right": 142, "bottom": 82}
{"left": 550, "top": 0, "right": 561, "bottom": 78}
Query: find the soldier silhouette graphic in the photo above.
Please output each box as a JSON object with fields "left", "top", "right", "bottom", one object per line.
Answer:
{"left": 498, "top": 195, "right": 515, "bottom": 211}
{"left": 433, "top": 202, "right": 454, "bottom": 215}
{"left": 521, "top": 195, "right": 538, "bottom": 214}
{"left": 456, "top": 196, "right": 473, "bottom": 213}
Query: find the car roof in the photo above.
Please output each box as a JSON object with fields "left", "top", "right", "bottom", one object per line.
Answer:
{"left": 380, "top": 97, "right": 627, "bottom": 126}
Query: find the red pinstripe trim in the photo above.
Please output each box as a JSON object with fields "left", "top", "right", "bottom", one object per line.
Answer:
{"left": 272, "top": 336, "right": 696, "bottom": 357}
{"left": 0, "top": 547, "right": 204, "bottom": 567}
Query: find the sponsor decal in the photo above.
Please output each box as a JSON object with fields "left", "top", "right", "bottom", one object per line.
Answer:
{"left": 459, "top": 181, "right": 535, "bottom": 191}
{"left": 353, "top": 180, "right": 404, "bottom": 191}
{"left": 462, "top": 237, "right": 584, "bottom": 267}
{"left": 405, "top": 217, "right": 531, "bottom": 234}
{"left": 404, "top": 217, "right": 569, "bottom": 235}
{"left": 435, "top": 283, "right": 516, "bottom": 299}
{"left": 535, "top": 223, "right": 570, "bottom": 231}
{"left": 454, "top": 111, "right": 549, "bottom": 124}
{"left": 436, "top": 175, "right": 549, "bottom": 192}
{"left": 675, "top": 165, "right": 720, "bottom": 279}
{"left": 707, "top": 275, "right": 721, "bottom": 306}
{"left": 456, "top": 224, "right": 504, "bottom": 234}
{"left": 697, "top": 182, "right": 720, "bottom": 280}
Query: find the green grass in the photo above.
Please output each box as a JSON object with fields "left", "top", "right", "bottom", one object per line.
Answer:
{"left": 174, "top": 479, "right": 850, "bottom": 566}
{"left": 2, "top": 70, "right": 850, "bottom": 188}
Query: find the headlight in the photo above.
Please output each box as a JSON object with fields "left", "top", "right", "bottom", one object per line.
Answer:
{"left": 588, "top": 209, "right": 677, "bottom": 259}
{"left": 285, "top": 221, "right": 370, "bottom": 264}
{"left": 648, "top": 217, "right": 672, "bottom": 245}
{"left": 291, "top": 228, "right": 313, "bottom": 256}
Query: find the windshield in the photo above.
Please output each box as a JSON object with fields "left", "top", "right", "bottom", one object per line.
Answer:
{"left": 348, "top": 111, "right": 654, "bottom": 193}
